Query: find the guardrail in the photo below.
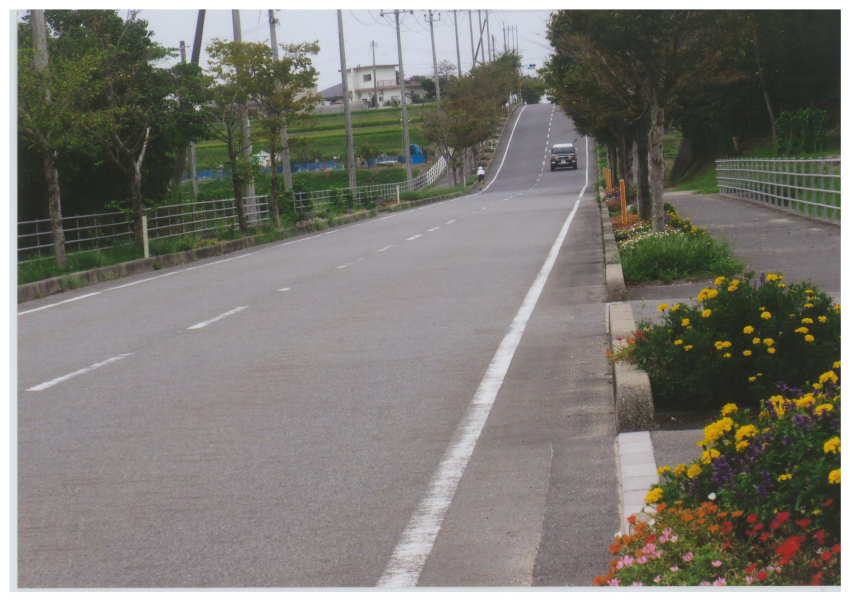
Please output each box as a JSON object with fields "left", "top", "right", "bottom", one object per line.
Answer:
{"left": 716, "top": 157, "right": 840, "bottom": 223}
{"left": 18, "top": 156, "right": 448, "bottom": 261}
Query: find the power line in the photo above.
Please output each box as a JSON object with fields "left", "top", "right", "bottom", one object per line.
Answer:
{"left": 347, "top": 10, "right": 375, "bottom": 27}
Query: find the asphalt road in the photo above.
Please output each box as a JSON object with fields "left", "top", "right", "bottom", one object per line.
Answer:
{"left": 17, "top": 103, "right": 618, "bottom": 588}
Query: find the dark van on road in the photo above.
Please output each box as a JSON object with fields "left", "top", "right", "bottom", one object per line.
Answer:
{"left": 550, "top": 143, "right": 577, "bottom": 171}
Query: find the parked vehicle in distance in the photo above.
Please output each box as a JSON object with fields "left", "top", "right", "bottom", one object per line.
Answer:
{"left": 550, "top": 143, "right": 577, "bottom": 171}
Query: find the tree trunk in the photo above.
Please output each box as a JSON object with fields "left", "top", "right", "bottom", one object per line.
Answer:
{"left": 752, "top": 23, "right": 777, "bottom": 145}
{"left": 41, "top": 144, "right": 67, "bottom": 268}
{"left": 617, "top": 132, "right": 628, "bottom": 189}
{"left": 131, "top": 170, "right": 144, "bottom": 240}
{"left": 636, "top": 123, "right": 652, "bottom": 222}
{"left": 227, "top": 143, "right": 248, "bottom": 233}
{"left": 269, "top": 134, "right": 281, "bottom": 229}
{"left": 649, "top": 100, "right": 666, "bottom": 232}
{"left": 172, "top": 146, "right": 187, "bottom": 195}
{"left": 607, "top": 143, "right": 618, "bottom": 183}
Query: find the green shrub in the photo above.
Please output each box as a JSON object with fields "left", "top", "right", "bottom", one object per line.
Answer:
{"left": 776, "top": 107, "right": 830, "bottom": 156}
{"left": 619, "top": 231, "right": 742, "bottom": 283}
{"left": 618, "top": 274, "right": 841, "bottom": 410}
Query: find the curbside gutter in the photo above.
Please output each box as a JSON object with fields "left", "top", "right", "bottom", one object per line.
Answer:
{"left": 18, "top": 190, "right": 466, "bottom": 304}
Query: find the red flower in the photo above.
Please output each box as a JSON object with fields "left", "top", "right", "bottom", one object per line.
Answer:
{"left": 744, "top": 564, "right": 757, "bottom": 574}
{"left": 770, "top": 520, "right": 781, "bottom": 530}
{"left": 753, "top": 522, "right": 764, "bottom": 531}
{"left": 812, "top": 572, "right": 823, "bottom": 586}
{"left": 747, "top": 514, "right": 758, "bottom": 523}
{"left": 796, "top": 519, "right": 811, "bottom": 528}
{"left": 822, "top": 498, "right": 834, "bottom": 507}
{"left": 745, "top": 530, "right": 753, "bottom": 536}
{"left": 722, "top": 540, "right": 731, "bottom": 548}
{"left": 776, "top": 511, "right": 790, "bottom": 522}
{"left": 645, "top": 534, "right": 656, "bottom": 543}
{"left": 832, "top": 544, "right": 841, "bottom": 553}
{"left": 820, "top": 552, "right": 833, "bottom": 561}
{"left": 759, "top": 534, "right": 770, "bottom": 541}
{"left": 756, "top": 572, "right": 769, "bottom": 581}
{"left": 814, "top": 530, "right": 827, "bottom": 543}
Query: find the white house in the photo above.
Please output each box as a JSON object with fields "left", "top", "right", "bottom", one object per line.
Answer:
{"left": 336, "top": 64, "right": 426, "bottom": 107}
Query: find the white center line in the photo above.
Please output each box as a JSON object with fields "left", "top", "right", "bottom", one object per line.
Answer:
{"left": 377, "top": 164, "right": 589, "bottom": 588}
{"left": 375, "top": 245, "right": 396, "bottom": 252}
{"left": 427, "top": 227, "right": 441, "bottom": 232}
{"left": 406, "top": 234, "right": 422, "bottom": 241}
{"left": 187, "top": 306, "right": 248, "bottom": 330}
{"left": 445, "top": 220, "right": 456, "bottom": 225}
{"left": 279, "top": 287, "right": 291, "bottom": 292}
{"left": 18, "top": 292, "right": 101, "bottom": 316}
{"left": 27, "top": 353, "right": 134, "bottom": 392}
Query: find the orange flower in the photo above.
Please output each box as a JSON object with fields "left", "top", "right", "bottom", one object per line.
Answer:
{"left": 682, "top": 514, "right": 694, "bottom": 522}
{"left": 719, "top": 512, "right": 728, "bottom": 517}
{"left": 732, "top": 510, "right": 744, "bottom": 517}
{"left": 696, "top": 518, "right": 706, "bottom": 524}
{"left": 709, "top": 525, "right": 719, "bottom": 532}
{"left": 696, "top": 509, "right": 706, "bottom": 517}
{"left": 608, "top": 542, "right": 621, "bottom": 553}
{"left": 627, "top": 515, "right": 637, "bottom": 524}
{"left": 592, "top": 576, "right": 606, "bottom": 586}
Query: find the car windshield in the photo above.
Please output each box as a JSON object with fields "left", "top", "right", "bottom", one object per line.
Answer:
{"left": 552, "top": 146, "right": 574, "bottom": 155}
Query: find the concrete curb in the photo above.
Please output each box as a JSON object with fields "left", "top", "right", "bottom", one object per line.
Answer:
{"left": 18, "top": 191, "right": 468, "bottom": 304}
{"left": 602, "top": 204, "right": 629, "bottom": 302}
{"left": 609, "top": 303, "right": 656, "bottom": 433}
{"left": 615, "top": 431, "right": 659, "bottom": 533}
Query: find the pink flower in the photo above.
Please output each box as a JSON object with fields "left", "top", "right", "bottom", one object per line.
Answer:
{"left": 643, "top": 543, "right": 656, "bottom": 554}
{"left": 670, "top": 566, "right": 679, "bottom": 572}
{"left": 608, "top": 579, "right": 620, "bottom": 586}
{"left": 653, "top": 576, "right": 662, "bottom": 583}
{"left": 776, "top": 567, "right": 782, "bottom": 573}
{"left": 670, "top": 535, "right": 678, "bottom": 542}
{"left": 712, "top": 560, "right": 723, "bottom": 568}
{"left": 653, "top": 550, "right": 664, "bottom": 558}
{"left": 622, "top": 555, "right": 634, "bottom": 567}
{"left": 766, "top": 566, "right": 775, "bottom": 572}
{"left": 683, "top": 552, "right": 694, "bottom": 562}
{"left": 746, "top": 576, "right": 754, "bottom": 584}
{"left": 662, "top": 528, "right": 674, "bottom": 537}
{"left": 636, "top": 556, "right": 648, "bottom": 564}
{"left": 700, "top": 582, "right": 711, "bottom": 586}
{"left": 631, "top": 582, "right": 643, "bottom": 586}
{"left": 713, "top": 578, "right": 727, "bottom": 586}
{"left": 659, "top": 536, "right": 668, "bottom": 543}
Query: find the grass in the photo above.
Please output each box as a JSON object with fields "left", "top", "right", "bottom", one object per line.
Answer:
{"left": 618, "top": 232, "right": 744, "bottom": 284}
{"left": 399, "top": 185, "right": 467, "bottom": 202}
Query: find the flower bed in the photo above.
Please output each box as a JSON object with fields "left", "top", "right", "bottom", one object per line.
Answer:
{"left": 595, "top": 371, "right": 841, "bottom": 586}
{"left": 614, "top": 273, "right": 841, "bottom": 411}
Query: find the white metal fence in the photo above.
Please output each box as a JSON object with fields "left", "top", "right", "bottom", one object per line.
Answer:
{"left": 716, "top": 157, "right": 840, "bottom": 223}
{"left": 18, "top": 157, "right": 447, "bottom": 260}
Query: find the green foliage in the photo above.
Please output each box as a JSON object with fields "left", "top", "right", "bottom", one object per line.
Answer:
{"left": 775, "top": 107, "right": 830, "bottom": 156}
{"left": 619, "top": 274, "right": 841, "bottom": 410}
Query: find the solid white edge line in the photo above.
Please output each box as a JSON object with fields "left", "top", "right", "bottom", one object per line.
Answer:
{"left": 18, "top": 292, "right": 101, "bottom": 316}
{"left": 26, "top": 353, "right": 134, "bottom": 391}
{"left": 377, "top": 139, "right": 590, "bottom": 588}
{"left": 479, "top": 105, "right": 527, "bottom": 194}
{"left": 187, "top": 306, "right": 248, "bottom": 330}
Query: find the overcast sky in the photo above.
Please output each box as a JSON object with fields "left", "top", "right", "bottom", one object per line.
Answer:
{"left": 134, "top": 9, "right": 554, "bottom": 92}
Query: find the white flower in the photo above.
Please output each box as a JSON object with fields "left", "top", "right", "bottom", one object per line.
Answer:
{"left": 708, "top": 492, "right": 716, "bottom": 500}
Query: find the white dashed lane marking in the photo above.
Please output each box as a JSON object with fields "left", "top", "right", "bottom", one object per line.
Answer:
{"left": 26, "top": 353, "right": 134, "bottom": 392}
{"left": 407, "top": 235, "right": 422, "bottom": 241}
{"left": 187, "top": 306, "right": 248, "bottom": 330}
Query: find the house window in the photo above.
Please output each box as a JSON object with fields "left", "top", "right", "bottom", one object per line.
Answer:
{"left": 363, "top": 74, "right": 372, "bottom": 82}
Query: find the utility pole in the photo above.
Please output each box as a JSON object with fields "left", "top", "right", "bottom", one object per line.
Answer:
{"left": 453, "top": 10, "right": 462, "bottom": 77}
{"left": 337, "top": 10, "right": 357, "bottom": 189}
{"left": 468, "top": 10, "right": 475, "bottom": 69}
{"left": 515, "top": 26, "right": 519, "bottom": 54}
{"left": 503, "top": 25, "right": 507, "bottom": 54}
{"left": 232, "top": 10, "right": 256, "bottom": 223}
{"left": 268, "top": 10, "right": 293, "bottom": 191}
{"left": 371, "top": 41, "right": 378, "bottom": 108}
{"left": 486, "top": 11, "right": 491, "bottom": 62}
{"left": 492, "top": 34, "right": 496, "bottom": 60}
{"left": 477, "top": 10, "right": 483, "bottom": 63}
{"left": 425, "top": 10, "right": 440, "bottom": 107}
{"left": 386, "top": 9, "right": 412, "bottom": 181}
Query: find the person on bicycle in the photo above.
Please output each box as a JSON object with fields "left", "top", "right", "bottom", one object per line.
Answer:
{"left": 477, "top": 165, "right": 486, "bottom": 189}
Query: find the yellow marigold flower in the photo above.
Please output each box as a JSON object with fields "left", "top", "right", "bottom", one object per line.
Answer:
{"left": 796, "top": 395, "right": 815, "bottom": 408}
{"left": 701, "top": 448, "right": 720, "bottom": 464}
{"left": 819, "top": 316, "right": 827, "bottom": 323}
{"left": 789, "top": 314, "right": 795, "bottom": 318}
{"left": 687, "top": 464, "right": 702, "bottom": 478}
{"left": 778, "top": 283, "right": 786, "bottom": 288}
{"left": 657, "top": 466, "right": 671, "bottom": 475}
{"left": 753, "top": 338, "right": 761, "bottom": 344}
{"left": 703, "top": 309, "right": 712, "bottom": 318}
{"left": 736, "top": 441, "right": 749, "bottom": 452}
{"left": 657, "top": 303, "right": 669, "bottom": 311}
{"left": 704, "top": 418, "right": 734, "bottom": 443}
{"left": 769, "top": 395, "right": 786, "bottom": 417}
{"left": 805, "top": 289, "right": 814, "bottom": 294}
{"left": 805, "top": 335, "right": 814, "bottom": 342}
{"left": 766, "top": 273, "right": 779, "bottom": 282}
{"left": 761, "top": 311, "right": 771, "bottom": 320}
{"left": 728, "top": 285, "right": 738, "bottom": 292}
{"left": 834, "top": 361, "right": 841, "bottom": 369}
{"left": 673, "top": 464, "right": 687, "bottom": 477}
{"left": 681, "top": 319, "right": 690, "bottom": 327}
{"left": 778, "top": 473, "right": 793, "bottom": 482}
{"left": 732, "top": 280, "right": 740, "bottom": 286}
{"left": 696, "top": 439, "right": 709, "bottom": 447}
{"left": 721, "top": 403, "right": 738, "bottom": 416}
{"left": 829, "top": 469, "right": 840, "bottom": 484}
{"left": 795, "top": 327, "right": 809, "bottom": 334}
{"left": 707, "top": 289, "right": 719, "bottom": 299}
{"left": 759, "top": 307, "right": 766, "bottom": 311}
{"left": 671, "top": 304, "right": 681, "bottom": 312}
{"left": 715, "top": 276, "right": 726, "bottom": 286}
{"left": 815, "top": 404, "right": 833, "bottom": 415}
{"left": 645, "top": 488, "right": 664, "bottom": 505}
{"left": 767, "top": 348, "right": 776, "bottom": 354}
{"left": 819, "top": 371, "right": 838, "bottom": 384}
{"left": 763, "top": 338, "right": 774, "bottom": 347}
{"left": 804, "top": 303, "right": 814, "bottom": 309}
{"left": 749, "top": 377, "right": 757, "bottom": 382}
{"left": 743, "top": 350, "right": 752, "bottom": 356}
{"left": 715, "top": 341, "right": 724, "bottom": 349}
{"left": 759, "top": 410, "right": 769, "bottom": 420}
{"left": 813, "top": 383, "right": 822, "bottom": 390}
{"left": 723, "top": 353, "right": 731, "bottom": 358}
{"left": 674, "top": 339, "right": 683, "bottom": 346}
{"left": 684, "top": 345, "right": 693, "bottom": 351}
{"left": 757, "top": 373, "right": 762, "bottom": 376}
{"left": 743, "top": 326, "right": 754, "bottom": 334}
{"left": 801, "top": 318, "right": 814, "bottom": 324}
{"left": 736, "top": 425, "right": 757, "bottom": 442}
{"left": 824, "top": 437, "right": 841, "bottom": 454}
